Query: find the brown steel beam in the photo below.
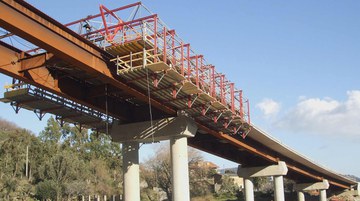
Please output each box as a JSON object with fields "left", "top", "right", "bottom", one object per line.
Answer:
{"left": 0, "top": 43, "right": 133, "bottom": 121}
{"left": 195, "top": 122, "right": 352, "bottom": 189}
{"left": 0, "top": 0, "right": 175, "bottom": 115}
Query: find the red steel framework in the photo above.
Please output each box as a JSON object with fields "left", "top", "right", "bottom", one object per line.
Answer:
{"left": 3, "top": 2, "right": 251, "bottom": 138}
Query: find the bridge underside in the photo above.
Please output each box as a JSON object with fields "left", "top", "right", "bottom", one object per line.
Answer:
{"left": 0, "top": 0, "right": 356, "bottom": 192}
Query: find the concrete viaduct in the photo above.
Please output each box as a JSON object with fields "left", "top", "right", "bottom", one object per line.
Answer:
{"left": 0, "top": 0, "right": 358, "bottom": 200}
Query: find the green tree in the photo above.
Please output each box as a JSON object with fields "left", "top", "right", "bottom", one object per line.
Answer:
{"left": 35, "top": 180, "right": 60, "bottom": 200}
{"left": 37, "top": 148, "right": 88, "bottom": 199}
{"left": 38, "top": 116, "right": 66, "bottom": 144}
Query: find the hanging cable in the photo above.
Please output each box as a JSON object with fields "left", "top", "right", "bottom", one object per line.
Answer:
{"left": 146, "top": 67, "right": 155, "bottom": 143}
{"left": 142, "top": 19, "right": 155, "bottom": 143}
{"left": 105, "top": 84, "right": 109, "bottom": 136}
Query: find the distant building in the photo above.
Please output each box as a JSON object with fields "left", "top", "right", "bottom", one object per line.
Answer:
{"left": 189, "top": 161, "right": 219, "bottom": 170}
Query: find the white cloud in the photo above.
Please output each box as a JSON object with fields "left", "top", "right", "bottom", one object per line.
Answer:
{"left": 275, "top": 90, "right": 360, "bottom": 139}
{"left": 256, "top": 98, "right": 281, "bottom": 118}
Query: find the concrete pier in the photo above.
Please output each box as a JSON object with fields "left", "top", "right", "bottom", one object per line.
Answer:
{"left": 111, "top": 115, "right": 197, "bottom": 201}
{"left": 274, "top": 175, "right": 285, "bottom": 201}
{"left": 297, "top": 191, "right": 305, "bottom": 201}
{"left": 122, "top": 142, "right": 140, "bottom": 201}
{"left": 171, "top": 136, "right": 191, "bottom": 201}
{"left": 295, "top": 180, "right": 329, "bottom": 201}
{"left": 320, "top": 189, "right": 327, "bottom": 201}
{"left": 244, "top": 178, "right": 255, "bottom": 201}
{"left": 238, "top": 161, "right": 288, "bottom": 201}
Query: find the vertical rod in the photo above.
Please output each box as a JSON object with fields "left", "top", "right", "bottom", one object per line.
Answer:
{"left": 220, "top": 75, "right": 225, "bottom": 104}
{"left": 187, "top": 45, "right": 191, "bottom": 79}
{"left": 163, "top": 27, "right": 167, "bottom": 63}
{"left": 211, "top": 66, "right": 215, "bottom": 97}
{"left": 154, "top": 16, "right": 158, "bottom": 62}
{"left": 142, "top": 48, "right": 147, "bottom": 68}
{"left": 195, "top": 55, "right": 199, "bottom": 87}
{"left": 199, "top": 56, "right": 203, "bottom": 87}
{"left": 181, "top": 42, "right": 184, "bottom": 76}
{"left": 171, "top": 31, "right": 175, "bottom": 66}
{"left": 130, "top": 52, "right": 133, "bottom": 67}
{"left": 247, "top": 99, "right": 251, "bottom": 124}
{"left": 240, "top": 90, "right": 244, "bottom": 119}
{"left": 230, "top": 83, "right": 235, "bottom": 113}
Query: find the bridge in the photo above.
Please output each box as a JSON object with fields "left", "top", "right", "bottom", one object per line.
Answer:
{"left": 0, "top": 0, "right": 358, "bottom": 201}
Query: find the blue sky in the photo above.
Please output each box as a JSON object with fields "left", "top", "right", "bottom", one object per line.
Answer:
{"left": 0, "top": 0, "right": 359, "bottom": 176}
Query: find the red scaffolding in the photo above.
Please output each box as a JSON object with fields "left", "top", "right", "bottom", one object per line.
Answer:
{"left": 63, "top": 2, "right": 251, "bottom": 137}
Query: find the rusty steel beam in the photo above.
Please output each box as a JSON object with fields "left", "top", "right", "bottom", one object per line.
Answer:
{"left": 0, "top": 0, "right": 175, "bottom": 115}
{"left": 0, "top": 43, "right": 134, "bottom": 121}
{"left": 195, "top": 122, "right": 352, "bottom": 189}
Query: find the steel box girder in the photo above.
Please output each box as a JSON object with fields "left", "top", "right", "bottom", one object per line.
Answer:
{"left": 0, "top": 43, "right": 165, "bottom": 122}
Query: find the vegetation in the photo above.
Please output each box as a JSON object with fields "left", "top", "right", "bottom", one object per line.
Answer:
{"left": 0, "top": 117, "right": 122, "bottom": 200}
{"left": 0, "top": 117, "right": 243, "bottom": 201}
{"left": 1, "top": 117, "right": 339, "bottom": 201}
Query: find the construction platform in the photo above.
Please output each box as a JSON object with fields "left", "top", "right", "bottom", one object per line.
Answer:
{"left": 0, "top": 84, "right": 113, "bottom": 132}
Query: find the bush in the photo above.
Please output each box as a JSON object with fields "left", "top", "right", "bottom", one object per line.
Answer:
{"left": 35, "top": 180, "right": 60, "bottom": 200}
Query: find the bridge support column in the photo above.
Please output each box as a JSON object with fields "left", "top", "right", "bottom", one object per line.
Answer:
{"left": 319, "top": 189, "right": 327, "bottom": 201}
{"left": 171, "top": 136, "right": 190, "bottom": 201}
{"left": 274, "top": 175, "right": 285, "bottom": 201}
{"left": 122, "top": 141, "right": 140, "bottom": 201}
{"left": 244, "top": 178, "right": 255, "bottom": 201}
{"left": 295, "top": 180, "right": 329, "bottom": 201}
{"left": 297, "top": 191, "right": 305, "bottom": 201}
{"left": 111, "top": 115, "right": 197, "bottom": 201}
{"left": 238, "top": 161, "right": 288, "bottom": 201}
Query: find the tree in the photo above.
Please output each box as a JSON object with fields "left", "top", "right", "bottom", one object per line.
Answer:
{"left": 35, "top": 180, "right": 60, "bottom": 200}
{"left": 0, "top": 127, "right": 35, "bottom": 199}
{"left": 215, "top": 175, "right": 239, "bottom": 198}
{"left": 142, "top": 145, "right": 172, "bottom": 200}
{"left": 0, "top": 117, "right": 123, "bottom": 200}
{"left": 38, "top": 116, "right": 68, "bottom": 144}
{"left": 141, "top": 145, "right": 214, "bottom": 200}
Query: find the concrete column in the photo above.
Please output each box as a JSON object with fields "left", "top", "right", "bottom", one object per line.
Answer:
{"left": 297, "top": 191, "right": 305, "bottom": 201}
{"left": 238, "top": 161, "right": 288, "bottom": 201}
{"left": 122, "top": 142, "right": 140, "bottom": 201}
{"left": 244, "top": 178, "right": 255, "bottom": 201}
{"left": 274, "top": 175, "right": 285, "bottom": 201}
{"left": 319, "top": 189, "right": 327, "bottom": 201}
{"left": 171, "top": 136, "right": 190, "bottom": 201}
